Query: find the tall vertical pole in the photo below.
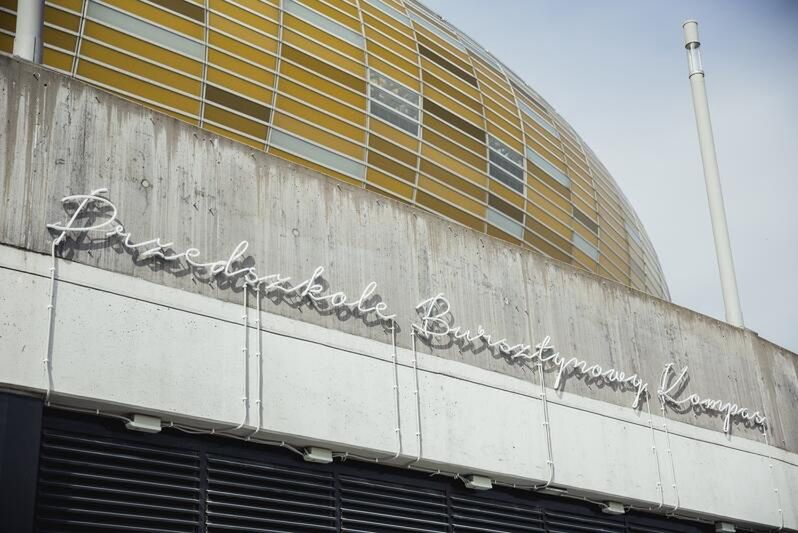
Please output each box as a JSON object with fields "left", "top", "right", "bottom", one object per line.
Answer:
{"left": 13, "top": 0, "right": 45, "bottom": 63}
{"left": 682, "top": 20, "right": 744, "bottom": 328}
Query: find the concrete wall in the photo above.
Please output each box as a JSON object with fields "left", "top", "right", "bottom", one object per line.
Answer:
{"left": 1, "top": 56, "right": 797, "bottom": 529}
{"left": 2, "top": 243, "right": 796, "bottom": 530}
{"left": 2, "top": 56, "right": 795, "bottom": 451}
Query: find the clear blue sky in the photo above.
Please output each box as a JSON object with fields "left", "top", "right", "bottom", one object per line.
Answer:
{"left": 422, "top": 0, "right": 798, "bottom": 352}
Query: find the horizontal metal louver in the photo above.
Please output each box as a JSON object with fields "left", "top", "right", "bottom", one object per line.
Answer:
{"left": 339, "top": 475, "right": 448, "bottom": 532}
{"left": 450, "top": 494, "right": 546, "bottom": 532}
{"left": 205, "top": 454, "right": 336, "bottom": 532}
{"left": 35, "top": 429, "right": 201, "bottom": 532}
{"left": 33, "top": 410, "right": 713, "bottom": 533}
{"left": 630, "top": 525, "right": 689, "bottom": 533}
{"left": 545, "top": 509, "right": 625, "bottom": 533}
{"left": 627, "top": 518, "right": 708, "bottom": 533}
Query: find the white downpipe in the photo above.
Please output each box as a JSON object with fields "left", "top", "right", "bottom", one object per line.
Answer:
{"left": 248, "top": 286, "right": 263, "bottom": 440}
{"left": 44, "top": 240, "right": 58, "bottom": 405}
{"left": 683, "top": 20, "right": 744, "bottom": 328}
{"left": 234, "top": 288, "right": 249, "bottom": 430}
{"left": 410, "top": 332, "right": 423, "bottom": 465}
{"left": 390, "top": 321, "right": 403, "bottom": 459}
{"left": 531, "top": 362, "right": 554, "bottom": 490}
{"left": 45, "top": 189, "right": 108, "bottom": 404}
{"left": 762, "top": 429, "right": 785, "bottom": 531}
{"left": 13, "top": 0, "right": 45, "bottom": 63}
{"left": 659, "top": 406, "right": 681, "bottom": 514}
{"left": 645, "top": 397, "right": 666, "bottom": 509}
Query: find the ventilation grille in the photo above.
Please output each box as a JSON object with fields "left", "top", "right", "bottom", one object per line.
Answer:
{"left": 339, "top": 475, "right": 448, "bottom": 532}
{"left": 34, "top": 415, "right": 711, "bottom": 533}
{"left": 36, "top": 430, "right": 201, "bottom": 532}
{"left": 546, "top": 509, "right": 625, "bottom": 533}
{"left": 627, "top": 518, "right": 707, "bottom": 533}
{"left": 450, "top": 494, "right": 546, "bottom": 532}
{"left": 205, "top": 454, "right": 336, "bottom": 532}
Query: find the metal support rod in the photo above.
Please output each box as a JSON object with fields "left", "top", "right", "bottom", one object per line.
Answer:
{"left": 13, "top": 0, "right": 45, "bottom": 63}
{"left": 682, "top": 20, "right": 744, "bottom": 328}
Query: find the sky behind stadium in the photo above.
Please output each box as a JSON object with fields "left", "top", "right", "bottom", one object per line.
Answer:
{"left": 423, "top": 0, "right": 798, "bottom": 352}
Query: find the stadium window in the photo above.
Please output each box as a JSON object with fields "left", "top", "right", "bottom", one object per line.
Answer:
{"left": 488, "top": 135, "right": 524, "bottom": 193}
{"left": 517, "top": 99, "right": 559, "bottom": 138}
{"left": 572, "top": 231, "right": 599, "bottom": 261}
{"left": 368, "top": 69, "right": 420, "bottom": 136}
{"left": 526, "top": 146, "right": 571, "bottom": 189}
{"left": 487, "top": 207, "right": 524, "bottom": 238}
{"left": 625, "top": 220, "right": 643, "bottom": 246}
{"left": 363, "top": 0, "right": 411, "bottom": 26}
{"left": 270, "top": 130, "right": 366, "bottom": 179}
{"left": 407, "top": 10, "right": 466, "bottom": 52}
{"left": 283, "top": 0, "right": 364, "bottom": 48}
{"left": 86, "top": 0, "right": 204, "bottom": 59}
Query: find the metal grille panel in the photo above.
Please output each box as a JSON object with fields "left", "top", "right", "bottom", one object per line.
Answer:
{"left": 545, "top": 509, "right": 625, "bottom": 533}
{"left": 35, "top": 430, "right": 201, "bottom": 532}
{"left": 339, "top": 475, "right": 448, "bottom": 532}
{"left": 32, "top": 410, "right": 712, "bottom": 533}
{"left": 205, "top": 454, "right": 336, "bottom": 532}
{"left": 450, "top": 494, "right": 546, "bottom": 532}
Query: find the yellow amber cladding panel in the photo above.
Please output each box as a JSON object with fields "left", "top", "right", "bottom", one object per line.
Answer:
{"left": 46, "top": 0, "right": 669, "bottom": 299}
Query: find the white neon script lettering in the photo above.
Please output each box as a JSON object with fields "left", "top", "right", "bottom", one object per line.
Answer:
{"left": 48, "top": 190, "right": 769, "bottom": 431}
{"left": 658, "top": 363, "right": 767, "bottom": 433}
{"left": 414, "top": 294, "right": 649, "bottom": 408}
{"left": 47, "top": 189, "right": 396, "bottom": 321}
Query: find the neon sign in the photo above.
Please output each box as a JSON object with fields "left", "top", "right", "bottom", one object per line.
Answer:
{"left": 658, "top": 363, "right": 767, "bottom": 433}
{"left": 46, "top": 189, "right": 767, "bottom": 433}
{"left": 47, "top": 189, "right": 396, "bottom": 322}
{"left": 414, "top": 294, "right": 649, "bottom": 409}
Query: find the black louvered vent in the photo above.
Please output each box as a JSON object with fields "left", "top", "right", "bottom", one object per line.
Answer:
{"left": 32, "top": 409, "right": 713, "bottom": 533}
{"left": 35, "top": 429, "right": 201, "bottom": 532}
{"left": 205, "top": 454, "right": 336, "bottom": 532}
{"left": 450, "top": 493, "right": 546, "bottom": 532}
{"left": 545, "top": 509, "right": 625, "bottom": 533}
{"left": 339, "top": 475, "right": 448, "bottom": 532}
{"left": 627, "top": 518, "right": 707, "bottom": 533}
{"left": 629, "top": 525, "right": 685, "bottom": 533}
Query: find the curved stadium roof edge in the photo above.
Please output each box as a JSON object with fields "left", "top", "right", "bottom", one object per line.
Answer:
{"left": 0, "top": 0, "right": 670, "bottom": 299}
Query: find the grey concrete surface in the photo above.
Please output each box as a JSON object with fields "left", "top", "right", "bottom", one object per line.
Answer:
{"left": 1, "top": 55, "right": 796, "bottom": 452}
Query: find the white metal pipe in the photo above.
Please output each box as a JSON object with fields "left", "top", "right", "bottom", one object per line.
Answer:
{"left": 410, "top": 332, "right": 423, "bottom": 465}
{"left": 532, "top": 362, "right": 554, "bottom": 490}
{"left": 682, "top": 20, "right": 744, "bottom": 328}
{"left": 44, "top": 240, "right": 58, "bottom": 405}
{"left": 644, "top": 398, "right": 665, "bottom": 509}
{"left": 234, "top": 288, "right": 249, "bottom": 430}
{"left": 247, "top": 286, "right": 263, "bottom": 440}
{"left": 13, "top": 0, "right": 45, "bottom": 63}
{"left": 659, "top": 406, "right": 681, "bottom": 513}
{"left": 390, "top": 321, "right": 403, "bottom": 460}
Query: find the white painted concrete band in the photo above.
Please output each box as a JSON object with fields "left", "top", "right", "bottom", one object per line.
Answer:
{"left": 0, "top": 244, "right": 794, "bottom": 529}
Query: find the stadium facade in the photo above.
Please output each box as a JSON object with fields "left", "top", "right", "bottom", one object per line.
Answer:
{"left": 1, "top": 0, "right": 669, "bottom": 299}
{"left": 0, "top": 1, "right": 796, "bottom": 532}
